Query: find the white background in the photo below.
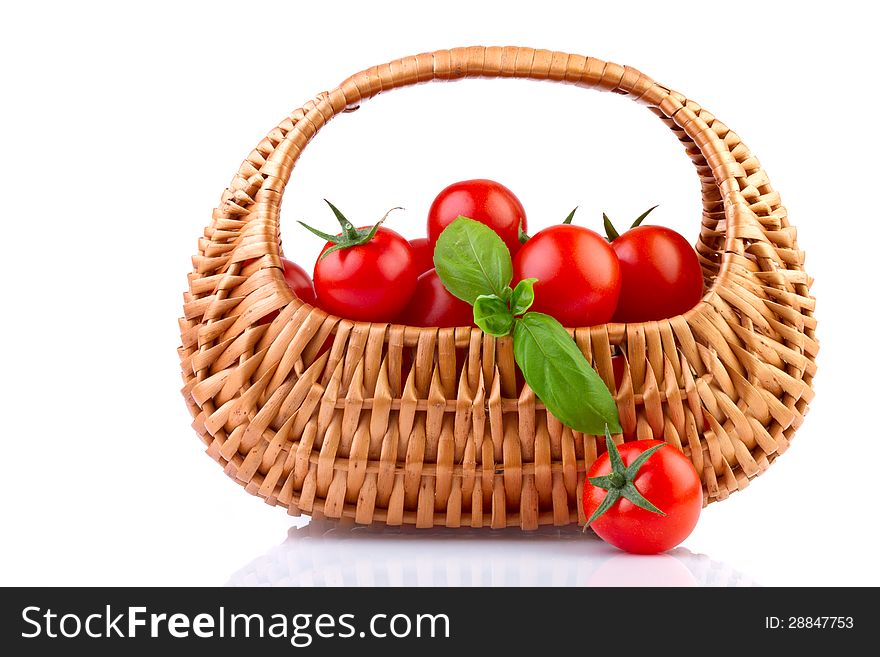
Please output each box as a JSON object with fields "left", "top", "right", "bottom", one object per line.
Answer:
{"left": 2, "top": 0, "right": 878, "bottom": 587}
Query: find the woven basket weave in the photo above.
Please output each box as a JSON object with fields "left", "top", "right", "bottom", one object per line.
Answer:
{"left": 179, "top": 47, "right": 817, "bottom": 529}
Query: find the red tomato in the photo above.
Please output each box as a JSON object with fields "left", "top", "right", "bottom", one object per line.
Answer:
{"left": 583, "top": 439, "right": 702, "bottom": 554}
{"left": 400, "top": 347, "right": 413, "bottom": 392}
{"left": 313, "top": 226, "right": 417, "bottom": 323}
{"left": 280, "top": 257, "right": 316, "bottom": 305}
{"left": 400, "top": 269, "right": 474, "bottom": 328}
{"left": 251, "top": 257, "right": 315, "bottom": 325}
{"left": 409, "top": 238, "right": 434, "bottom": 276}
{"left": 513, "top": 225, "right": 620, "bottom": 327}
{"left": 611, "top": 354, "right": 625, "bottom": 389}
{"left": 427, "top": 179, "right": 527, "bottom": 255}
{"left": 611, "top": 226, "right": 703, "bottom": 323}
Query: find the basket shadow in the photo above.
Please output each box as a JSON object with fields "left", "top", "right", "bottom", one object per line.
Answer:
{"left": 226, "top": 519, "right": 758, "bottom": 587}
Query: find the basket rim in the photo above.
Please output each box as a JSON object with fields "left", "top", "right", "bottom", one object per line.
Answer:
{"left": 254, "top": 295, "right": 706, "bottom": 347}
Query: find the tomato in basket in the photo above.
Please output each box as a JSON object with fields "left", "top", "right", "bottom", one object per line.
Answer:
{"left": 513, "top": 224, "right": 621, "bottom": 327}
{"left": 427, "top": 179, "right": 527, "bottom": 256}
{"left": 408, "top": 237, "right": 435, "bottom": 276}
{"left": 251, "top": 257, "right": 315, "bottom": 325}
{"left": 400, "top": 269, "right": 474, "bottom": 328}
{"left": 280, "top": 258, "right": 316, "bottom": 305}
{"left": 604, "top": 207, "right": 704, "bottom": 323}
{"left": 300, "top": 201, "right": 417, "bottom": 323}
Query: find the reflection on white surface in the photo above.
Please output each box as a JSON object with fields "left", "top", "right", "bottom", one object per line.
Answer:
{"left": 227, "top": 520, "right": 758, "bottom": 587}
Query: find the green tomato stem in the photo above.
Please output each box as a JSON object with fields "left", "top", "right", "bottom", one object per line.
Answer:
{"left": 629, "top": 204, "right": 659, "bottom": 229}
{"left": 603, "top": 213, "right": 620, "bottom": 242}
{"left": 583, "top": 425, "right": 667, "bottom": 528}
{"left": 518, "top": 218, "right": 529, "bottom": 244}
{"left": 299, "top": 201, "right": 402, "bottom": 260}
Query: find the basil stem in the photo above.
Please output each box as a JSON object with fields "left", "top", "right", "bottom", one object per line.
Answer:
{"left": 433, "top": 217, "right": 621, "bottom": 435}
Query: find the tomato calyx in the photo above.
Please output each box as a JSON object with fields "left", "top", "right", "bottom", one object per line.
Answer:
{"left": 583, "top": 425, "right": 667, "bottom": 529}
{"left": 517, "top": 206, "right": 578, "bottom": 244}
{"left": 518, "top": 218, "right": 529, "bottom": 245}
{"left": 299, "top": 200, "right": 402, "bottom": 259}
{"left": 603, "top": 205, "right": 659, "bottom": 241}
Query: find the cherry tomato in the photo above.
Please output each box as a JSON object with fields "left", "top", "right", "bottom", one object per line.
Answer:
{"left": 427, "top": 179, "right": 527, "bottom": 255}
{"left": 400, "top": 347, "right": 413, "bottom": 392}
{"left": 313, "top": 226, "right": 417, "bottom": 322}
{"left": 611, "top": 353, "right": 626, "bottom": 390}
{"left": 251, "top": 257, "right": 316, "bottom": 325}
{"left": 583, "top": 438, "right": 702, "bottom": 554}
{"left": 409, "top": 238, "right": 434, "bottom": 276}
{"left": 513, "top": 225, "right": 620, "bottom": 327}
{"left": 400, "top": 269, "right": 474, "bottom": 328}
{"left": 611, "top": 225, "right": 704, "bottom": 323}
{"left": 280, "top": 257, "right": 316, "bottom": 305}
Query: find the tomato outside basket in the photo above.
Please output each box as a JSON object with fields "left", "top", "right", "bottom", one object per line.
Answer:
{"left": 178, "top": 47, "right": 817, "bottom": 529}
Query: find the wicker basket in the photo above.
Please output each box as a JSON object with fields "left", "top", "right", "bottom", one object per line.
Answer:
{"left": 179, "top": 47, "right": 817, "bottom": 529}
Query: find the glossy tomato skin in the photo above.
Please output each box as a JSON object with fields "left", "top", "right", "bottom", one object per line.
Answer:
{"left": 313, "top": 227, "right": 417, "bottom": 323}
{"left": 400, "top": 269, "right": 474, "bottom": 328}
{"left": 408, "top": 238, "right": 434, "bottom": 276}
{"left": 513, "top": 225, "right": 621, "bottom": 327}
{"left": 583, "top": 440, "right": 702, "bottom": 554}
{"left": 427, "top": 179, "right": 527, "bottom": 255}
{"left": 281, "top": 257, "right": 316, "bottom": 305}
{"left": 611, "top": 226, "right": 704, "bottom": 323}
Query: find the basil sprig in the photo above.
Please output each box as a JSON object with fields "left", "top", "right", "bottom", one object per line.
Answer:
{"left": 473, "top": 294, "right": 514, "bottom": 336}
{"left": 434, "top": 216, "right": 621, "bottom": 434}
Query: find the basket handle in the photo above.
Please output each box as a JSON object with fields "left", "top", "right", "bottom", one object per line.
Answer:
{"left": 266, "top": 47, "right": 743, "bottom": 195}
{"left": 257, "top": 47, "right": 749, "bottom": 288}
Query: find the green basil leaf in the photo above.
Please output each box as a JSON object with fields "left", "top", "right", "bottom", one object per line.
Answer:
{"left": 473, "top": 294, "right": 514, "bottom": 337}
{"left": 510, "top": 278, "right": 538, "bottom": 316}
{"left": 434, "top": 216, "right": 513, "bottom": 304}
{"left": 513, "top": 312, "right": 621, "bottom": 434}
